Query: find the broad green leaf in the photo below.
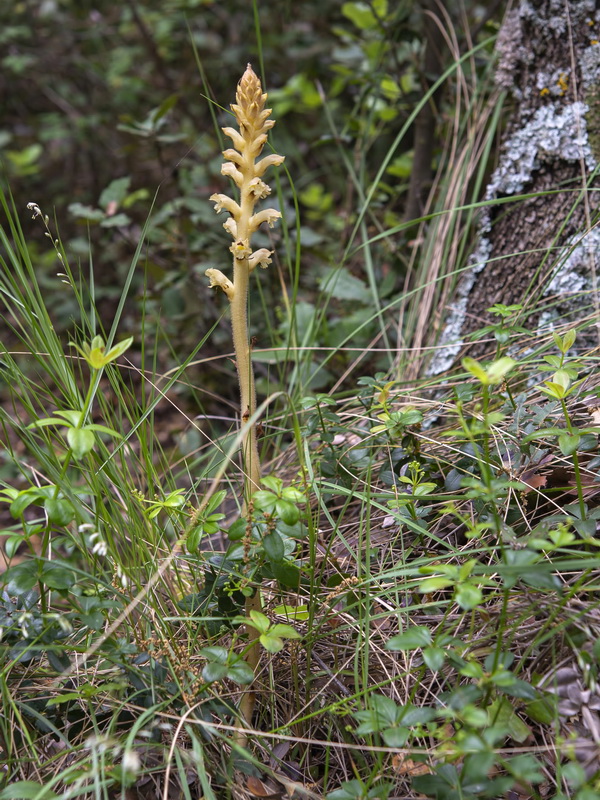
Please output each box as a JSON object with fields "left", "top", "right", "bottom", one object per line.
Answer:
{"left": 227, "top": 660, "right": 255, "bottom": 685}
{"left": 558, "top": 432, "right": 580, "bottom": 456}
{"left": 552, "top": 369, "right": 572, "bottom": 391}
{"left": 386, "top": 626, "right": 432, "bottom": 651}
{"left": 204, "top": 489, "right": 227, "bottom": 515}
{"left": 272, "top": 603, "right": 309, "bottom": 621}
{"left": 53, "top": 409, "right": 83, "bottom": 426}
{"left": 202, "top": 661, "right": 228, "bottom": 683}
{"left": 263, "top": 531, "right": 285, "bottom": 563}
{"left": 0, "top": 781, "right": 59, "bottom": 799}
{"left": 261, "top": 476, "right": 283, "bottom": 493}
{"left": 99, "top": 176, "right": 131, "bottom": 210}
{"left": 486, "top": 356, "right": 516, "bottom": 384}
{"left": 343, "top": 4, "right": 376, "bottom": 28}
{"left": 423, "top": 646, "right": 445, "bottom": 672}
{"left": 103, "top": 336, "right": 134, "bottom": 363}
{"left": 85, "top": 424, "right": 122, "bottom": 437}
{"left": 68, "top": 202, "right": 105, "bottom": 222}
{"left": 489, "top": 697, "right": 531, "bottom": 743}
{"left": 275, "top": 499, "right": 299, "bottom": 525}
{"left": 26, "top": 417, "right": 71, "bottom": 429}
{"left": 525, "top": 693, "right": 558, "bottom": 724}
{"left": 381, "top": 727, "right": 409, "bottom": 747}
{"left": 269, "top": 623, "right": 301, "bottom": 640}
{"left": 455, "top": 583, "right": 482, "bottom": 610}
{"left": 152, "top": 94, "right": 179, "bottom": 124}
{"left": 259, "top": 632, "right": 285, "bottom": 653}
{"left": 199, "top": 646, "right": 228, "bottom": 664}
{"left": 67, "top": 427, "right": 95, "bottom": 459}
{"left": 41, "top": 563, "right": 76, "bottom": 590}
{"left": 44, "top": 497, "right": 75, "bottom": 527}
{"left": 253, "top": 490, "right": 277, "bottom": 513}
{"left": 563, "top": 328, "right": 577, "bottom": 351}
{"left": 270, "top": 560, "right": 300, "bottom": 588}
{"left": 418, "top": 577, "right": 453, "bottom": 593}
{"left": 462, "top": 357, "right": 488, "bottom": 383}
{"left": 248, "top": 610, "right": 270, "bottom": 634}
{"left": 539, "top": 381, "right": 565, "bottom": 399}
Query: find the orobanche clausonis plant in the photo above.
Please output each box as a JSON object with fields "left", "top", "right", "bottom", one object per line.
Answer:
{"left": 206, "top": 64, "right": 284, "bottom": 733}
{"left": 206, "top": 64, "right": 284, "bottom": 502}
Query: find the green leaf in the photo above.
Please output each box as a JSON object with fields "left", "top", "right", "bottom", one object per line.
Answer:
{"left": 319, "top": 266, "right": 371, "bottom": 303}
{"left": 462, "top": 357, "right": 488, "bottom": 383}
{"left": 152, "top": 93, "right": 179, "bottom": 124}
{"left": 99, "top": 176, "right": 131, "bottom": 210}
{"left": 41, "top": 563, "right": 76, "bottom": 590}
{"left": 381, "top": 727, "right": 409, "bottom": 747}
{"left": 275, "top": 499, "right": 299, "bottom": 525}
{"left": 0, "top": 782, "right": 59, "bottom": 799}
{"left": 259, "top": 632, "right": 285, "bottom": 653}
{"left": 261, "top": 476, "right": 283, "bottom": 493}
{"left": 227, "top": 659, "right": 255, "bottom": 685}
{"left": 204, "top": 490, "right": 227, "bottom": 516}
{"left": 227, "top": 519, "right": 246, "bottom": 541}
{"left": 248, "top": 610, "right": 270, "bottom": 634}
{"left": 263, "top": 531, "right": 285, "bottom": 563}
{"left": 253, "top": 490, "right": 277, "bottom": 514}
{"left": 486, "top": 356, "right": 516, "bottom": 385}
{"left": 342, "top": 1, "right": 380, "bottom": 30}
{"left": 386, "top": 626, "right": 432, "bottom": 651}
{"left": 418, "top": 577, "right": 454, "bottom": 593}
{"left": 489, "top": 697, "right": 531, "bottom": 743}
{"left": 423, "top": 646, "right": 446, "bottom": 672}
{"left": 282, "top": 487, "right": 305, "bottom": 503}
{"left": 85, "top": 424, "right": 122, "bottom": 437}
{"left": 269, "top": 623, "right": 301, "bottom": 640}
{"left": 562, "top": 328, "right": 577, "bottom": 351}
{"left": 67, "top": 427, "right": 95, "bottom": 459}
{"left": 202, "top": 661, "right": 229, "bottom": 683}
{"left": 270, "top": 560, "right": 300, "bottom": 588}
{"left": 525, "top": 694, "right": 558, "bottom": 724}
{"left": 559, "top": 432, "right": 580, "bottom": 456}
{"left": 103, "top": 336, "right": 134, "bottom": 363}
{"left": 44, "top": 497, "right": 75, "bottom": 527}
{"left": 68, "top": 202, "right": 105, "bottom": 222}
{"left": 539, "top": 381, "right": 566, "bottom": 399}
{"left": 54, "top": 409, "right": 83, "bottom": 426}
{"left": 455, "top": 583, "right": 483, "bottom": 610}
{"left": 199, "top": 646, "right": 227, "bottom": 664}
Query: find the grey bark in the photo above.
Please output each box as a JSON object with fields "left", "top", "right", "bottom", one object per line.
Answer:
{"left": 429, "top": 0, "right": 600, "bottom": 374}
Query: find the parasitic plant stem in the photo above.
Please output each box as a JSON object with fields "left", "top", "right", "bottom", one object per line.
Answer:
{"left": 205, "top": 64, "right": 284, "bottom": 740}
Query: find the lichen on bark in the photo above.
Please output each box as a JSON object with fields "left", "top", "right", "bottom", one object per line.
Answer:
{"left": 429, "top": 0, "right": 600, "bottom": 375}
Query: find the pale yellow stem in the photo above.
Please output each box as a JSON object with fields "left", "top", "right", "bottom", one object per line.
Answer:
{"left": 230, "top": 256, "right": 261, "bottom": 503}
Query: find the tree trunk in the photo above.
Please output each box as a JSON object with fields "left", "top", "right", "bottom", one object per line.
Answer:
{"left": 429, "top": 0, "right": 600, "bottom": 374}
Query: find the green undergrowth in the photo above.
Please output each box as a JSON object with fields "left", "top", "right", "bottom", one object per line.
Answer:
{"left": 1, "top": 183, "right": 600, "bottom": 800}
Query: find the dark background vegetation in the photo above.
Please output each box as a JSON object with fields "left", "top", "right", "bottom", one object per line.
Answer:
{"left": 0, "top": 0, "right": 502, "bottom": 404}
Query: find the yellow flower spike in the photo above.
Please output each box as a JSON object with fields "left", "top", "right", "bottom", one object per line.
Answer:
{"left": 204, "top": 63, "right": 285, "bottom": 745}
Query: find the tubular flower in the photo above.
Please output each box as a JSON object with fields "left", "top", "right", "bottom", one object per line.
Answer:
{"left": 205, "top": 63, "right": 284, "bottom": 294}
